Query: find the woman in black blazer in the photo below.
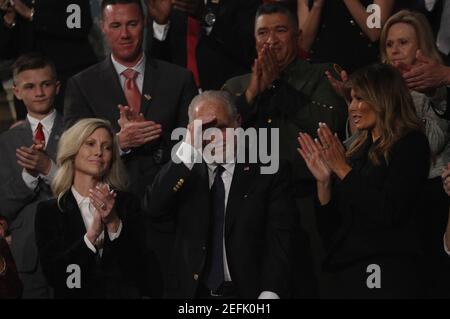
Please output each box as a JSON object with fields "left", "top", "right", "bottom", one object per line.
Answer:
{"left": 35, "top": 118, "right": 146, "bottom": 299}
{"left": 298, "top": 63, "right": 430, "bottom": 298}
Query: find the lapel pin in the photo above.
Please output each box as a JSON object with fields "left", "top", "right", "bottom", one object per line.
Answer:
{"left": 244, "top": 166, "right": 250, "bottom": 171}
{"left": 144, "top": 94, "right": 152, "bottom": 101}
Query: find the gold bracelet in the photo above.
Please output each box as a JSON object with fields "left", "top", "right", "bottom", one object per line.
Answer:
{"left": 0, "top": 256, "right": 6, "bottom": 276}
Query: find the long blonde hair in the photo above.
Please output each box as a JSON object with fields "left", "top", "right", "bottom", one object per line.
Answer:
{"left": 52, "top": 118, "right": 128, "bottom": 206}
{"left": 346, "top": 63, "right": 423, "bottom": 165}
{"left": 380, "top": 10, "right": 443, "bottom": 65}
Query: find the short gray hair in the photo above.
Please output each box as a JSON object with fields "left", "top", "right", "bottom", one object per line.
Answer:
{"left": 188, "top": 90, "right": 238, "bottom": 122}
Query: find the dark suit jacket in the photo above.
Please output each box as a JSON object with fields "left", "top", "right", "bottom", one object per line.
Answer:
{"left": 143, "top": 160, "right": 295, "bottom": 298}
{"left": 0, "top": 237, "right": 23, "bottom": 299}
{"left": 148, "top": 0, "right": 260, "bottom": 90}
{"left": 0, "top": 0, "right": 97, "bottom": 75}
{"left": 64, "top": 56, "right": 198, "bottom": 197}
{"left": 35, "top": 191, "right": 146, "bottom": 299}
{"left": 0, "top": 114, "right": 63, "bottom": 281}
{"left": 316, "top": 130, "right": 430, "bottom": 270}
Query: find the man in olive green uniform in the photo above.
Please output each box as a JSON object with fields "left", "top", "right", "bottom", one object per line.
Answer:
{"left": 222, "top": 3, "right": 348, "bottom": 298}
{"left": 223, "top": 3, "right": 347, "bottom": 184}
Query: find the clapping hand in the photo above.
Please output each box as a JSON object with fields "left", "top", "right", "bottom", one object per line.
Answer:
{"left": 316, "top": 122, "right": 351, "bottom": 180}
{"left": 297, "top": 131, "right": 331, "bottom": 183}
{"left": 401, "top": 50, "right": 450, "bottom": 93}
{"left": 117, "top": 104, "right": 162, "bottom": 150}
{"left": 325, "top": 69, "right": 349, "bottom": 101}
{"left": 246, "top": 44, "right": 280, "bottom": 104}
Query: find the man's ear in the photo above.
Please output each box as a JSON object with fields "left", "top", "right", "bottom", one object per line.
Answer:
{"left": 12, "top": 84, "right": 22, "bottom": 101}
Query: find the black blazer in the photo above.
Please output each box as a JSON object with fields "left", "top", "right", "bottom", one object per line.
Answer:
{"left": 147, "top": 0, "right": 260, "bottom": 90}
{"left": 35, "top": 191, "right": 146, "bottom": 299}
{"left": 0, "top": 0, "right": 97, "bottom": 77}
{"left": 143, "top": 160, "right": 295, "bottom": 298}
{"left": 64, "top": 56, "right": 198, "bottom": 197}
{"left": 316, "top": 130, "right": 430, "bottom": 269}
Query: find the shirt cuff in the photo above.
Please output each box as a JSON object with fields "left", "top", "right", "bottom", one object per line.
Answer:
{"left": 21, "top": 169, "right": 39, "bottom": 191}
{"left": 84, "top": 234, "right": 97, "bottom": 253}
{"left": 153, "top": 21, "right": 170, "bottom": 41}
{"left": 119, "top": 147, "right": 131, "bottom": 156}
{"left": 258, "top": 291, "right": 280, "bottom": 299}
{"left": 175, "top": 142, "right": 202, "bottom": 170}
{"left": 108, "top": 220, "right": 123, "bottom": 241}
{"left": 444, "top": 233, "right": 450, "bottom": 256}
{"left": 40, "top": 160, "right": 57, "bottom": 184}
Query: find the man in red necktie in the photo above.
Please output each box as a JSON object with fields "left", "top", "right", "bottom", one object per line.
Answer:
{"left": 146, "top": 0, "right": 261, "bottom": 90}
{"left": 64, "top": 0, "right": 198, "bottom": 197}
{"left": 0, "top": 53, "right": 64, "bottom": 298}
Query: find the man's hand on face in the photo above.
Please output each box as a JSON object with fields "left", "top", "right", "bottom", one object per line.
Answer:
{"left": 185, "top": 116, "right": 217, "bottom": 149}
{"left": 147, "top": 0, "right": 173, "bottom": 25}
{"left": 16, "top": 143, "right": 51, "bottom": 177}
{"left": 117, "top": 104, "right": 162, "bottom": 150}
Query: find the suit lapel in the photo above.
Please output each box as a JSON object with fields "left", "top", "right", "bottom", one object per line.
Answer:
{"left": 140, "top": 58, "right": 159, "bottom": 117}
{"left": 45, "top": 113, "right": 63, "bottom": 161}
{"left": 99, "top": 58, "right": 127, "bottom": 130}
{"left": 61, "top": 191, "right": 89, "bottom": 243}
{"left": 224, "top": 163, "right": 256, "bottom": 238}
{"left": 15, "top": 120, "right": 34, "bottom": 148}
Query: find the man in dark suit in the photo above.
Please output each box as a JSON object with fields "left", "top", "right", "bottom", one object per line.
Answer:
{"left": 64, "top": 0, "right": 197, "bottom": 297}
{"left": 146, "top": 0, "right": 260, "bottom": 90}
{"left": 0, "top": 53, "right": 64, "bottom": 298}
{"left": 0, "top": 0, "right": 98, "bottom": 118}
{"left": 143, "top": 91, "right": 295, "bottom": 298}
{"left": 64, "top": 0, "right": 198, "bottom": 197}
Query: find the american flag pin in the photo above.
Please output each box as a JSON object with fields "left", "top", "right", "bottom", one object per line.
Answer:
{"left": 144, "top": 94, "right": 152, "bottom": 101}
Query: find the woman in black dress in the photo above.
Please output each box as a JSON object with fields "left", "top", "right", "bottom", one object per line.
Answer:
{"left": 298, "top": 63, "right": 430, "bottom": 298}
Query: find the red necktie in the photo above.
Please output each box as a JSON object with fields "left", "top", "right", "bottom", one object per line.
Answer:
{"left": 187, "top": 17, "right": 201, "bottom": 88}
{"left": 122, "top": 68, "right": 142, "bottom": 115}
{"left": 34, "top": 122, "right": 45, "bottom": 146}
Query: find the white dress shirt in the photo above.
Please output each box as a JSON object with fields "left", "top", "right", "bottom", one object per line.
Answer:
{"left": 22, "top": 110, "right": 58, "bottom": 190}
{"left": 111, "top": 53, "right": 146, "bottom": 93}
{"left": 71, "top": 186, "right": 122, "bottom": 257}
{"left": 176, "top": 142, "right": 279, "bottom": 299}
{"left": 424, "top": 0, "right": 436, "bottom": 11}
